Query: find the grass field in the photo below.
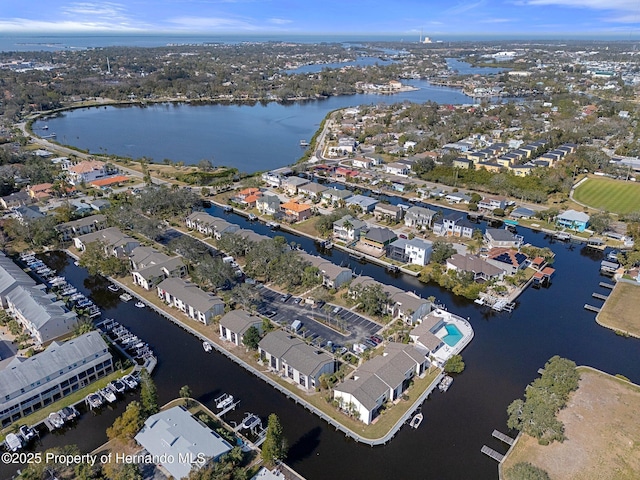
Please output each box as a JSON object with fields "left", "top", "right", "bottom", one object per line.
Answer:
{"left": 573, "top": 177, "right": 640, "bottom": 215}
{"left": 596, "top": 282, "right": 640, "bottom": 337}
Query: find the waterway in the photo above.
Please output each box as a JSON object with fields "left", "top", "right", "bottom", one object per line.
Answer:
{"left": 3, "top": 206, "right": 639, "bottom": 480}
{"left": 283, "top": 56, "right": 395, "bottom": 74}
{"left": 446, "top": 58, "right": 511, "bottom": 75}
{"left": 33, "top": 80, "right": 477, "bottom": 173}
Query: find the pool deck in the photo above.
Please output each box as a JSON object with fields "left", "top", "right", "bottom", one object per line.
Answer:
{"left": 432, "top": 310, "right": 475, "bottom": 365}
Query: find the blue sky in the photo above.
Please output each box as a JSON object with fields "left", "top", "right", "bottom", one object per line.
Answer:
{"left": 1, "top": 0, "right": 639, "bottom": 38}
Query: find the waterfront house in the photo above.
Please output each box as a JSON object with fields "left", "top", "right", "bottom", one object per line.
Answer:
{"left": 374, "top": 203, "right": 404, "bottom": 223}
{"left": 557, "top": 210, "right": 589, "bottom": 232}
{"left": 156, "top": 277, "right": 225, "bottom": 325}
{"left": 445, "top": 192, "right": 472, "bottom": 204}
{"left": 258, "top": 330, "right": 335, "bottom": 390}
{"left": 262, "top": 171, "right": 284, "bottom": 188}
{"left": 256, "top": 193, "right": 281, "bottom": 216}
{"left": 362, "top": 227, "right": 397, "bottom": 252}
{"left": 409, "top": 312, "right": 446, "bottom": 354}
{"left": 284, "top": 176, "right": 310, "bottom": 195}
{"left": 404, "top": 206, "right": 437, "bottom": 230}
{"left": 74, "top": 227, "right": 140, "bottom": 258}
{"left": 387, "top": 238, "right": 433, "bottom": 266}
{"left": 333, "top": 215, "right": 367, "bottom": 242}
{"left": 384, "top": 162, "right": 410, "bottom": 176}
{"left": 5, "top": 285, "right": 79, "bottom": 345}
{"left": 130, "top": 246, "right": 186, "bottom": 291}
{"left": 210, "top": 218, "right": 241, "bottom": 240}
{"left": 67, "top": 160, "right": 109, "bottom": 185}
{"left": 135, "top": 406, "right": 232, "bottom": 480}
{"left": 486, "top": 248, "right": 529, "bottom": 276}
{"left": 510, "top": 206, "right": 535, "bottom": 219}
{"left": 335, "top": 167, "right": 359, "bottom": 178}
{"left": 352, "top": 156, "right": 374, "bottom": 169}
{"left": 322, "top": 188, "right": 353, "bottom": 205}
{"left": 332, "top": 342, "right": 428, "bottom": 425}
{"left": 0, "top": 191, "right": 31, "bottom": 210}
{"left": 478, "top": 196, "right": 507, "bottom": 211}
{"left": 484, "top": 228, "right": 523, "bottom": 249}
{"left": 298, "top": 252, "right": 353, "bottom": 289}
{"left": 346, "top": 194, "right": 378, "bottom": 213}
{"left": 297, "top": 182, "right": 327, "bottom": 200}
{"left": 0, "top": 252, "right": 37, "bottom": 308}
{"left": 446, "top": 254, "right": 505, "bottom": 281}
{"left": 280, "top": 201, "right": 312, "bottom": 222}
{"left": 185, "top": 211, "right": 218, "bottom": 235}
{"left": 219, "top": 309, "right": 263, "bottom": 346}
{"left": 0, "top": 331, "right": 112, "bottom": 428}
{"left": 388, "top": 291, "right": 431, "bottom": 324}
{"left": 235, "top": 228, "right": 271, "bottom": 244}
{"left": 433, "top": 212, "right": 475, "bottom": 239}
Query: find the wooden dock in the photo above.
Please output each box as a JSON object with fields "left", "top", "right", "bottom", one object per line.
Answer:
{"left": 492, "top": 429, "right": 515, "bottom": 445}
{"left": 481, "top": 445, "right": 505, "bottom": 462}
{"left": 592, "top": 293, "right": 608, "bottom": 301}
{"left": 537, "top": 368, "right": 544, "bottom": 375}
{"left": 584, "top": 304, "right": 601, "bottom": 313}
{"left": 599, "top": 282, "right": 615, "bottom": 289}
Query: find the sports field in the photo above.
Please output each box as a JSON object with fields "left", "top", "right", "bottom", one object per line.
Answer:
{"left": 573, "top": 177, "right": 640, "bottom": 215}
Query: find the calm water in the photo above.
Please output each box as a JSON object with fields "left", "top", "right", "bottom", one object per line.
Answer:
{"left": 446, "top": 58, "right": 510, "bottom": 75}
{"left": 34, "top": 80, "right": 477, "bottom": 173}
{"left": 283, "top": 56, "right": 395, "bottom": 74}
{"left": 3, "top": 206, "right": 638, "bottom": 480}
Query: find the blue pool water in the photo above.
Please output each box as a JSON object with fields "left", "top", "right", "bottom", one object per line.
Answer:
{"left": 443, "top": 324, "right": 463, "bottom": 347}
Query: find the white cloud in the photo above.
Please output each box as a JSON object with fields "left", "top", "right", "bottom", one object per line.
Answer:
{"left": 478, "top": 18, "right": 513, "bottom": 23}
{"left": 0, "top": 18, "right": 148, "bottom": 32}
{"left": 167, "top": 15, "right": 259, "bottom": 30}
{"left": 444, "top": 1, "right": 486, "bottom": 15}
{"left": 269, "top": 18, "right": 292, "bottom": 25}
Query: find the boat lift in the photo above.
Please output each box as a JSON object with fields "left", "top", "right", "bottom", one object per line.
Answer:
{"left": 215, "top": 394, "right": 240, "bottom": 417}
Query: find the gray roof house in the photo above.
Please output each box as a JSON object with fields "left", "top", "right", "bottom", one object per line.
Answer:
{"left": 446, "top": 254, "right": 505, "bottom": 282}
{"left": 256, "top": 193, "right": 281, "bottom": 216}
{"left": 0, "top": 331, "right": 112, "bottom": 428}
{"left": 297, "top": 182, "right": 327, "bottom": 199}
{"left": 55, "top": 214, "right": 107, "bottom": 242}
{"left": 322, "top": 187, "right": 353, "bottom": 204}
{"left": 284, "top": 176, "right": 310, "bottom": 195}
{"left": 259, "top": 330, "right": 335, "bottom": 390}
{"left": 74, "top": 227, "right": 140, "bottom": 258}
{"left": 299, "top": 252, "right": 353, "bottom": 289}
{"left": 135, "top": 406, "right": 233, "bottom": 479}
{"left": 0, "top": 191, "right": 31, "bottom": 209}
{"left": 374, "top": 203, "right": 404, "bottom": 222}
{"left": 388, "top": 291, "right": 432, "bottom": 324}
{"left": 404, "top": 206, "right": 437, "bottom": 229}
{"left": 333, "top": 215, "right": 367, "bottom": 242}
{"left": 185, "top": 211, "right": 218, "bottom": 235}
{"left": 0, "top": 252, "right": 37, "bottom": 308}
{"left": 409, "top": 312, "right": 447, "bottom": 353}
{"left": 362, "top": 227, "right": 397, "bottom": 250}
{"left": 510, "top": 206, "right": 536, "bottom": 219}
{"left": 130, "top": 246, "right": 186, "bottom": 291}
{"left": 346, "top": 194, "right": 379, "bottom": 213}
{"left": 219, "top": 309, "right": 263, "bottom": 346}
{"left": 387, "top": 238, "right": 433, "bottom": 266}
{"left": 484, "top": 228, "right": 523, "bottom": 249}
{"left": 333, "top": 342, "right": 429, "bottom": 424}
{"left": 433, "top": 212, "right": 475, "bottom": 239}
{"left": 157, "top": 278, "right": 225, "bottom": 325}
{"left": 6, "top": 285, "right": 78, "bottom": 345}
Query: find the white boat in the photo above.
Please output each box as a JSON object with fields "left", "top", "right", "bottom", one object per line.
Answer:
{"left": 119, "top": 293, "right": 132, "bottom": 302}
{"left": 5, "top": 433, "right": 24, "bottom": 452}
{"left": 73, "top": 261, "right": 79, "bottom": 266}
{"left": 100, "top": 388, "right": 117, "bottom": 403}
{"left": 111, "top": 380, "right": 127, "bottom": 394}
{"left": 248, "top": 213, "right": 257, "bottom": 221}
{"left": 203, "top": 341, "right": 213, "bottom": 353}
{"left": 215, "top": 393, "right": 234, "bottom": 410}
{"left": 86, "top": 393, "right": 104, "bottom": 409}
{"left": 48, "top": 412, "right": 65, "bottom": 429}
{"left": 122, "top": 375, "right": 138, "bottom": 390}
{"left": 409, "top": 412, "right": 423, "bottom": 429}
{"left": 439, "top": 375, "right": 453, "bottom": 392}
{"left": 135, "top": 301, "right": 145, "bottom": 308}
{"left": 240, "top": 413, "right": 261, "bottom": 430}
{"left": 19, "top": 425, "right": 36, "bottom": 442}
{"left": 108, "top": 285, "right": 119, "bottom": 292}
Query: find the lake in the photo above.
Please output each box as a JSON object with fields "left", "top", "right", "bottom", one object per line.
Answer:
{"left": 34, "top": 80, "right": 478, "bottom": 173}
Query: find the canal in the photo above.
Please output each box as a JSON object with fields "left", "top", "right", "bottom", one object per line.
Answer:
{"left": 2, "top": 208, "right": 639, "bottom": 480}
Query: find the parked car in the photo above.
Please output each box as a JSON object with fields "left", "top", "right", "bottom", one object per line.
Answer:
{"left": 293, "top": 297, "right": 302, "bottom": 304}
{"left": 281, "top": 293, "right": 291, "bottom": 302}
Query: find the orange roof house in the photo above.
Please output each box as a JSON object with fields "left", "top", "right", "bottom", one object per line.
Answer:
{"left": 281, "top": 201, "right": 312, "bottom": 221}
{"left": 238, "top": 187, "right": 260, "bottom": 199}
{"left": 27, "top": 183, "right": 53, "bottom": 200}
{"left": 90, "top": 175, "right": 130, "bottom": 188}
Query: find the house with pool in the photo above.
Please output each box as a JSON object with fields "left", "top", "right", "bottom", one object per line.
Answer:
{"left": 410, "top": 309, "right": 474, "bottom": 366}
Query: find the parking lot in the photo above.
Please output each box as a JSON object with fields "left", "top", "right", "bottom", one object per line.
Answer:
{"left": 257, "top": 285, "right": 382, "bottom": 351}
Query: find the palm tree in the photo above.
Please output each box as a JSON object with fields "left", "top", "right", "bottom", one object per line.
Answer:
{"left": 179, "top": 385, "right": 192, "bottom": 407}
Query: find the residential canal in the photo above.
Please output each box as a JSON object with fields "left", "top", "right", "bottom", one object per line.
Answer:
{"left": 33, "top": 80, "right": 478, "bottom": 173}
{"left": 2, "top": 214, "right": 639, "bottom": 480}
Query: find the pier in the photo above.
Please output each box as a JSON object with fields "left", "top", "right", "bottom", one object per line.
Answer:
{"left": 492, "top": 430, "right": 515, "bottom": 446}
{"left": 481, "top": 445, "right": 505, "bottom": 462}
{"left": 584, "top": 304, "right": 601, "bottom": 313}
{"left": 599, "top": 282, "right": 615, "bottom": 289}
{"left": 592, "top": 292, "right": 608, "bottom": 301}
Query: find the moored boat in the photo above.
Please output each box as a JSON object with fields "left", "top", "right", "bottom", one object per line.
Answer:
{"left": 86, "top": 393, "right": 104, "bottom": 409}
{"left": 5, "top": 433, "right": 24, "bottom": 452}
{"left": 48, "top": 411, "right": 65, "bottom": 429}
{"left": 119, "top": 293, "right": 132, "bottom": 302}
{"left": 409, "top": 412, "right": 423, "bottom": 429}
{"left": 240, "top": 413, "right": 261, "bottom": 430}
{"left": 439, "top": 375, "right": 453, "bottom": 392}
{"left": 203, "top": 341, "right": 213, "bottom": 353}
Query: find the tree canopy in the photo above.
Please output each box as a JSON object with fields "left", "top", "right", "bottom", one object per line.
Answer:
{"left": 261, "top": 413, "right": 288, "bottom": 466}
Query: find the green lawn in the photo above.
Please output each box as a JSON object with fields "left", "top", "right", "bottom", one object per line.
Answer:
{"left": 573, "top": 177, "right": 640, "bottom": 215}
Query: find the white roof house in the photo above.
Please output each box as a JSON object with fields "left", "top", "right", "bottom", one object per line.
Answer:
{"left": 135, "top": 406, "right": 233, "bottom": 479}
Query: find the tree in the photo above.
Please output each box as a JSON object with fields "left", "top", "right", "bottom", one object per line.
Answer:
{"left": 106, "top": 400, "right": 144, "bottom": 441}
{"left": 431, "top": 241, "right": 457, "bottom": 264}
{"left": 444, "top": 354, "right": 465, "bottom": 374}
{"left": 231, "top": 283, "right": 260, "bottom": 312}
{"left": 242, "top": 325, "right": 261, "bottom": 350}
{"left": 505, "top": 463, "right": 551, "bottom": 480}
{"left": 180, "top": 385, "right": 193, "bottom": 407}
{"left": 139, "top": 369, "right": 159, "bottom": 416}
{"left": 261, "top": 413, "right": 287, "bottom": 466}
{"left": 588, "top": 212, "right": 612, "bottom": 234}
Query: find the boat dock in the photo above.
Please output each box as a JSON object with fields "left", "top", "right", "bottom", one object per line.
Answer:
{"left": 592, "top": 292, "right": 608, "bottom": 301}
{"left": 584, "top": 304, "right": 601, "bottom": 313}
{"left": 481, "top": 445, "right": 505, "bottom": 462}
{"left": 492, "top": 430, "right": 515, "bottom": 446}
{"left": 599, "top": 282, "right": 615, "bottom": 289}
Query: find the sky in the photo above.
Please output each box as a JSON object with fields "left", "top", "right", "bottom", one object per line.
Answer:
{"left": 0, "top": 0, "right": 639, "bottom": 39}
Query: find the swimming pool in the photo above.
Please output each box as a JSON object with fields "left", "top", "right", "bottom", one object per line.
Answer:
{"left": 442, "top": 324, "right": 463, "bottom": 347}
